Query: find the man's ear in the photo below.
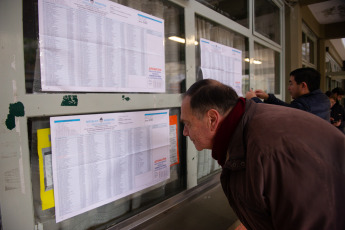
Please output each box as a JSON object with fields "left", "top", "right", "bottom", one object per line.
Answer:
{"left": 300, "top": 82, "right": 310, "bottom": 93}
{"left": 301, "top": 82, "right": 308, "bottom": 89}
{"left": 206, "top": 109, "right": 220, "bottom": 132}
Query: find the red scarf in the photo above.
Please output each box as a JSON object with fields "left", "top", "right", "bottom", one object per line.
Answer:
{"left": 212, "top": 98, "right": 246, "bottom": 167}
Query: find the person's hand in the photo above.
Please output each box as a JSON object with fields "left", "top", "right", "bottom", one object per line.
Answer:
{"left": 330, "top": 118, "right": 341, "bottom": 127}
{"left": 245, "top": 89, "right": 257, "bottom": 99}
{"left": 255, "top": 89, "right": 269, "bottom": 100}
{"left": 334, "top": 120, "right": 341, "bottom": 127}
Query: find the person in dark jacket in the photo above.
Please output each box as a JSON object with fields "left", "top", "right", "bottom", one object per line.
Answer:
{"left": 331, "top": 87, "right": 345, "bottom": 133}
{"left": 246, "top": 67, "right": 330, "bottom": 121}
{"left": 181, "top": 79, "right": 345, "bottom": 230}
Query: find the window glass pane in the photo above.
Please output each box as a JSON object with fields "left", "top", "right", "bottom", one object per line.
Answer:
{"left": 28, "top": 107, "right": 186, "bottom": 229}
{"left": 195, "top": 15, "right": 249, "bottom": 95}
{"left": 23, "top": 0, "right": 185, "bottom": 94}
{"left": 195, "top": 16, "right": 249, "bottom": 181}
{"left": 306, "top": 41, "right": 310, "bottom": 63}
{"left": 196, "top": 0, "right": 249, "bottom": 28}
{"left": 252, "top": 42, "right": 280, "bottom": 94}
{"left": 302, "top": 32, "right": 307, "bottom": 60}
{"left": 302, "top": 23, "right": 317, "bottom": 68}
{"left": 255, "top": 0, "right": 280, "bottom": 44}
{"left": 326, "top": 53, "right": 342, "bottom": 72}
{"left": 307, "top": 37, "right": 314, "bottom": 64}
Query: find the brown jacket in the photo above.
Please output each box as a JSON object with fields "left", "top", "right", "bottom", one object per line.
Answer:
{"left": 221, "top": 99, "right": 345, "bottom": 230}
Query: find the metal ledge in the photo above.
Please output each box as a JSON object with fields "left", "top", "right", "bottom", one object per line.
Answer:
{"left": 106, "top": 172, "right": 221, "bottom": 230}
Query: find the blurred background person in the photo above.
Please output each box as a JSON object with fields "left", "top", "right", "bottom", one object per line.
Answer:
{"left": 329, "top": 94, "right": 342, "bottom": 128}
{"left": 331, "top": 87, "right": 345, "bottom": 133}
{"left": 246, "top": 67, "right": 330, "bottom": 121}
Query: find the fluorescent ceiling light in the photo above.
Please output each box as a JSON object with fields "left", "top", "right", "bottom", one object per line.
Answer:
{"left": 168, "top": 36, "right": 198, "bottom": 45}
{"left": 244, "top": 58, "right": 262, "bottom": 64}
{"left": 169, "top": 36, "right": 185, "bottom": 43}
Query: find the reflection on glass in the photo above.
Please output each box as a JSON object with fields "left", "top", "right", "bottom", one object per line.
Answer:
{"left": 23, "top": 0, "right": 185, "bottom": 94}
{"left": 254, "top": 0, "right": 280, "bottom": 44}
{"left": 196, "top": 0, "right": 249, "bottom": 28}
{"left": 252, "top": 42, "right": 280, "bottom": 94}
{"left": 197, "top": 149, "right": 221, "bottom": 182}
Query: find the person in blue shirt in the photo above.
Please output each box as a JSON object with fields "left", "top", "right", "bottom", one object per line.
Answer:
{"left": 246, "top": 67, "right": 330, "bottom": 121}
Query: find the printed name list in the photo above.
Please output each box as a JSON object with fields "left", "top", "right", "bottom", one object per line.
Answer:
{"left": 50, "top": 110, "right": 170, "bottom": 222}
{"left": 38, "top": 0, "right": 165, "bottom": 92}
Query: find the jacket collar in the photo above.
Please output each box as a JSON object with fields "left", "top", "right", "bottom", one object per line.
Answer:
{"left": 223, "top": 99, "right": 257, "bottom": 170}
{"left": 212, "top": 98, "right": 246, "bottom": 167}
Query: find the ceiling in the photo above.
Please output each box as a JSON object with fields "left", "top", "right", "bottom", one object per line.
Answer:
{"left": 307, "top": 0, "right": 345, "bottom": 61}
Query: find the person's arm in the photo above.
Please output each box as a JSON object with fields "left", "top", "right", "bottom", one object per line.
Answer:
{"left": 265, "top": 94, "right": 310, "bottom": 112}
{"left": 251, "top": 97, "right": 263, "bottom": 103}
{"left": 264, "top": 93, "right": 289, "bottom": 106}
{"left": 253, "top": 90, "right": 290, "bottom": 106}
